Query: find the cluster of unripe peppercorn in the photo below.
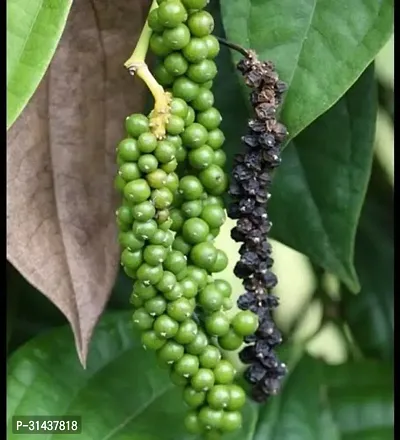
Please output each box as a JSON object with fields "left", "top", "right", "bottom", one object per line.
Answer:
{"left": 114, "top": 0, "right": 267, "bottom": 438}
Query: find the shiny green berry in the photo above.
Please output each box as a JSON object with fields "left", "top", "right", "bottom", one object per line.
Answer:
{"left": 146, "top": 169, "right": 168, "bottom": 189}
{"left": 132, "top": 219, "right": 158, "bottom": 240}
{"left": 199, "top": 283, "right": 224, "bottom": 311}
{"left": 147, "top": 8, "right": 164, "bottom": 32}
{"left": 166, "top": 115, "right": 185, "bottom": 135}
{"left": 157, "top": 0, "right": 187, "bottom": 28}
{"left": 119, "top": 162, "right": 141, "bottom": 181}
{"left": 207, "top": 128, "right": 225, "bottom": 150}
{"left": 190, "top": 242, "right": 218, "bottom": 271}
{"left": 182, "top": 37, "right": 208, "bottom": 63}
{"left": 186, "top": 330, "right": 208, "bottom": 355}
{"left": 183, "top": 387, "right": 206, "bottom": 408}
{"left": 201, "top": 204, "right": 226, "bottom": 228}
{"left": 164, "top": 282, "right": 184, "bottom": 301}
{"left": 175, "top": 318, "right": 198, "bottom": 344}
{"left": 156, "top": 270, "right": 177, "bottom": 293}
{"left": 192, "top": 88, "right": 214, "bottom": 111}
{"left": 205, "top": 312, "right": 230, "bottom": 336}
{"left": 164, "top": 53, "right": 189, "bottom": 77}
{"left": 180, "top": 277, "right": 198, "bottom": 298}
{"left": 214, "top": 360, "right": 236, "bottom": 384}
{"left": 182, "top": 218, "right": 210, "bottom": 244}
{"left": 174, "top": 354, "right": 200, "bottom": 377}
{"left": 117, "top": 138, "right": 140, "bottom": 161}
{"left": 164, "top": 250, "right": 187, "bottom": 274}
{"left": 179, "top": 175, "right": 204, "bottom": 200}
{"left": 227, "top": 385, "right": 246, "bottom": 411}
{"left": 181, "top": 200, "right": 203, "bottom": 218}
{"left": 138, "top": 132, "right": 158, "bottom": 153}
{"left": 163, "top": 24, "right": 191, "bottom": 50}
{"left": 184, "top": 411, "right": 203, "bottom": 434}
{"left": 138, "top": 154, "right": 158, "bottom": 173}
{"left": 203, "top": 35, "right": 220, "bottom": 59}
{"left": 149, "top": 33, "right": 171, "bottom": 56}
{"left": 198, "top": 406, "right": 223, "bottom": 429}
{"left": 220, "top": 411, "right": 242, "bottom": 432}
{"left": 231, "top": 311, "right": 259, "bottom": 336}
{"left": 141, "top": 330, "right": 166, "bottom": 350}
{"left": 181, "top": 123, "right": 208, "bottom": 149}
{"left": 125, "top": 114, "right": 149, "bottom": 138}
{"left": 154, "top": 63, "right": 174, "bottom": 86}
{"left": 210, "top": 249, "right": 228, "bottom": 273}
{"left": 133, "top": 281, "right": 157, "bottom": 300}
{"left": 143, "top": 245, "right": 168, "bottom": 266}
{"left": 157, "top": 340, "right": 184, "bottom": 364}
{"left": 152, "top": 187, "right": 174, "bottom": 209}
{"left": 213, "top": 149, "right": 226, "bottom": 167}
{"left": 145, "top": 295, "right": 167, "bottom": 316}
{"left": 119, "top": 231, "right": 145, "bottom": 251}
{"left": 123, "top": 179, "right": 151, "bottom": 204}
{"left": 121, "top": 248, "right": 143, "bottom": 270}
{"left": 161, "top": 158, "right": 178, "bottom": 173}
{"left": 191, "top": 368, "right": 215, "bottom": 392}
{"left": 199, "top": 345, "right": 221, "bottom": 369}
{"left": 187, "top": 59, "right": 217, "bottom": 83}
{"left": 188, "top": 11, "right": 214, "bottom": 37}
{"left": 136, "top": 263, "right": 163, "bottom": 285}
{"left": 218, "top": 329, "right": 243, "bottom": 351}
{"left": 132, "top": 308, "right": 154, "bottom": 330}
{"left": 116, "top": 206, "right": 133, "bottom": 225}
{"left": 167, "top": 297, "right": 194, "bottom": 321}
{"left": 214, "top": 279, "right": 232, "bottom": 297}
{"left": 153, "top": 314, "right": 179, "bottom": 338}
{"left": 207, "top": 385, "right": 230, "bottom": 409}
{"left": 197, "top": 107, "right": 222, "bottom": 130}
{"left": 188, "top": 145, "right": 215, "bottom": 170}
{"left": 172, "top": 77, "right": 200, "bottom": 102}
{"left": 186, "top": 265, "right": 208, "bottom": 288}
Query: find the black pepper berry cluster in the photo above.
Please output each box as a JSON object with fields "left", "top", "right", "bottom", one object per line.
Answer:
{"left": 227, "top": 51, "right": 288, "bottom": 402}
{"left": 114, "top": 1, "right": 264, "bottom": 438}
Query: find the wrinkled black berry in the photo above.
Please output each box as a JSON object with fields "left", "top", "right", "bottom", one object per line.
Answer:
{"left": 228, "top": 49, "right": 288, "bottom": 402}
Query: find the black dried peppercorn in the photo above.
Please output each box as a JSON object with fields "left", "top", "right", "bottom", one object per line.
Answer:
{"left": 226, "top": 47, "right": 288, "bottom": 402}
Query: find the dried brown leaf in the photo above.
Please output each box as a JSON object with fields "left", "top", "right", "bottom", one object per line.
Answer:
{"left": 6, "top": 0, "right": 150, "bottom": 366}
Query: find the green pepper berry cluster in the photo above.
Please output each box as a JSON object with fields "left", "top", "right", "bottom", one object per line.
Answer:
{"left": 114, "top": 1, "right": 260, "bottom": 438}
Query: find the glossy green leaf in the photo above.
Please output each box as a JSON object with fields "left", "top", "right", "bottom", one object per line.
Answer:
{"left": 212, "top": 1, "right": 378, "bottom": 290}
{"left": 268, "top": 65, "right": 377, "bottom": 292}
{"left": 7, "top": 0, "right": 72, "bottom": 129}
{"left": 324, "top": 360, "right": 394, "bottom": 440}
{"left": 7, "top": 313, "right": 393, "bottom": 440}
{"left": 341, "top": 163, "right": 394, "bottom": 360}
{"left": 220, "top": 0, "right": 393, "bottom": 140}
{"left": 7, "top": 312, "right": 190, "bottom": 440}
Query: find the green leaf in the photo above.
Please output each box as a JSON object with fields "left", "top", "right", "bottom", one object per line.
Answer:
{"left": 7, "top": 0, "right": 72, "bottom": 129}
{"left": 268, "top": 65, "right": 378, "bottom": 292}
{"left": 220, "top": 0, "right": 393, "bottom": 140}
{"left": 7, "top": 312, "right": 191, "bottom": 440}
{"left": 324, "top": 360, "right": 394, "bottom": 440}
{"left": 7, "top": 313, "right": 393, "bottom": 440}
{"left": 212, "top": 2, "right": 378, "bottom": 289}
{"left": 341, "top": 163, "right": 394, "bottom": 360}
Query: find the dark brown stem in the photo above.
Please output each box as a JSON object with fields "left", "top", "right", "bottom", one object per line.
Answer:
{"left": 216, "top": 36, "right": 251, "bottom": 58}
